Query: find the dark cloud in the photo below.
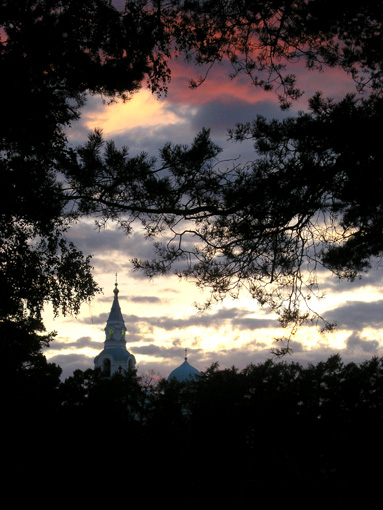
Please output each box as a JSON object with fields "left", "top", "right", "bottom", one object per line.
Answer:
{"left": 231, "top": 316, "right": 277, "bottom": 330}
{"left": 322, "top": 265, "right": 383, "bottom": 292}
{"left": 97, "top": 294, "right": 164, "bottom": 304}
{"left": 123, "top": 306, "right": 275, "bottom": 332}
{"left": 46, "top": 336, "right": 97, "bottom": 351}
{"left": 190, "top": 98, "right": 290, "bottom": 134}
{"left": 200, "top": 347, "right": 271, "bottom": 370}
{"left": 128, "top": 296, "right": 163, "bottom": 303}
{"left": 49, "top": 353, "right": 94, "bottom": 380}
{"left": 66, "top": 221, "right": 173, "bottom": 275}
{"left": 345, "top": 332, "right": 380, "bottom": 354}
{"left": 133, "top": 343, "right": 202, "bottom": 360}
{"left": 77, "top": 305, "right": 279, "bottom": 338}
{"left": 66, "top": 221, "right": 131, "bottom": 255}
{"left": 75, "top": 336, "right": 96, "bottom": 348}
{"left": 325, "top": 300, "right": 383, "bottom": 330}
{"left": 82, "top": 312, "right": 109, "bottom": 325}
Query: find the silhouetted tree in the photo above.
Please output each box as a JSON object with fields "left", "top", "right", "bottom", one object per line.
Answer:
{"left": 0, "top": 0, "right": 173, "bottom": 375}
{"left": 171, "top": 0, "right": 383, "bottom": 105}
{"left": 3, "top": 1, "right": 383, "bottom": 358}
{"left": 10, "top": 355, "right": 379, "bottom": 505}
{"left": 65, "top": 2, "right": 383, "bottom": 346}
{"left": 154, "top": 356, "right": 383, "bottom": 505}
{"left": 0, "top": 318, "right": 62, "bottom": 414}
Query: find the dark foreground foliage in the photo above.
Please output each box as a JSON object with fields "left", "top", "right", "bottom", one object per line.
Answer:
{"left": 3, "top": 354, "right": 383, "bottom": 507}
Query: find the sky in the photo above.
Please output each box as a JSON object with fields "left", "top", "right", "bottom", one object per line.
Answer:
{"left": 42, "top": 49, "right": 383, "bottom": 381}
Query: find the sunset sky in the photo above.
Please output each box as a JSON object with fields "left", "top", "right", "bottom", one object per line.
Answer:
{"left": 42, "top": 49, "right": 383, "bottom": 381}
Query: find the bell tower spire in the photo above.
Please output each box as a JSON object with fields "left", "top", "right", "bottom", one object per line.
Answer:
{"left": 105, "top": 277, "right": 125, "bottom": 344}
{"left": 94, "top": 279, "right": 136, "bottom": 376}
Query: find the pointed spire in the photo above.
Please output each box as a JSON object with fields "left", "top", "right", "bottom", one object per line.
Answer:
{"left": 105, "top": 276, "right": 125, "bottom": 342}
{"left": 94, "top": 277, "right": 136, "bottom": 375}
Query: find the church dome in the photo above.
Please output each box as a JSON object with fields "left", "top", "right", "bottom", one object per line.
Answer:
{"left": 168, "top": 358, "right": 200, "bottom": 383}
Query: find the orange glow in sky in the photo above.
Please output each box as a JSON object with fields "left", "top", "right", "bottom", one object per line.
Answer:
{"left": 84, "top": 89, "right": 182, "bottom": 135}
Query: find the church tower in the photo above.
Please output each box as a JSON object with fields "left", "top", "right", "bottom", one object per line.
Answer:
{"left": 94, "top": 279, "right": 136, "bottom": 376}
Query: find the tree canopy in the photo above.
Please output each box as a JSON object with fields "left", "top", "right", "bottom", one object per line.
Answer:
{"left": 0, "top": 0, "right": 175, "bottom": 325}
{"left": 171, "top": 0, "right": 383, "bottom": 105}
{"left": 9, "top": 355, "right": 383, "bottom": 506}
{"left": 2, "top": 0, "right": 383, "bottom": 356}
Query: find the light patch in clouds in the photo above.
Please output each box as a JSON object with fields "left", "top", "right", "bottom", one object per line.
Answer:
{"left": 83, "top": 89, "right": 183, "bottom": 136}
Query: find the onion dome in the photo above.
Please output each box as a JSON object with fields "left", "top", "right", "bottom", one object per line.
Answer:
{"left": 168, "top": 350, "right": 200, "bottom": 382}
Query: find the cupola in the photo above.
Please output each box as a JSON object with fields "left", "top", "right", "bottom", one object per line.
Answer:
{"left": 168, "top": 349, "right": 200, "bottom": 382}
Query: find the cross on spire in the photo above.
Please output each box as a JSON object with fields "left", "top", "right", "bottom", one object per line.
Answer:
{"left": 114, "top": 273, "right": 119, "bottom": 296}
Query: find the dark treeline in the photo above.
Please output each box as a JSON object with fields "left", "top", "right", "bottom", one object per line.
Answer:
{"left": 5, "top": 354, "right": 383, "bottom": 507}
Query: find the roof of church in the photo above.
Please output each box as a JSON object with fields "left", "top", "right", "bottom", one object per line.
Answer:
{"left": 107, "top": 282, "right": 125, "bottom": 325}
{"left": 168, "top": 357, "right": 200, "bottom": 382}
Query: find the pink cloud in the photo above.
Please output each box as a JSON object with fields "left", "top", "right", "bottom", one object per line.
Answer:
{"left": 165, "top": 58, "right": 274, "bottom": 106}
{"left": 164, "top": 55, "right": 358, "bottom": 109}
